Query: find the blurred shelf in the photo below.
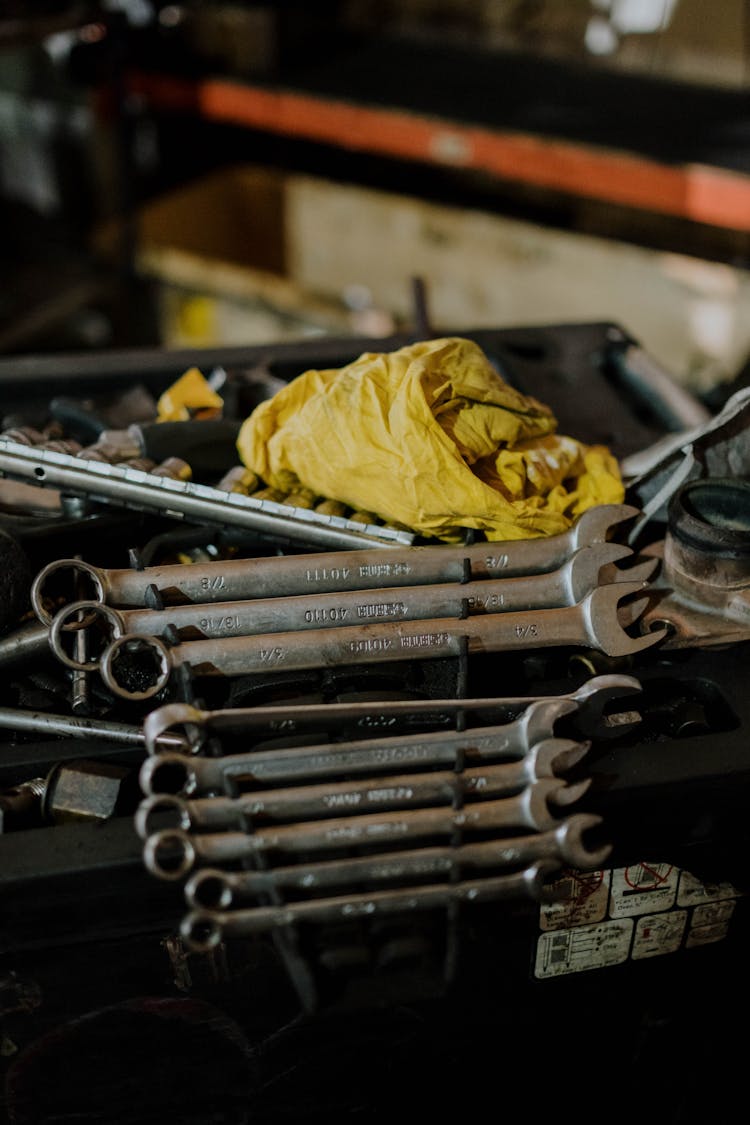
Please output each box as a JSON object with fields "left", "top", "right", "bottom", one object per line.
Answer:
{"left": 123, "top": 36, "right": 750, "bottom": 236}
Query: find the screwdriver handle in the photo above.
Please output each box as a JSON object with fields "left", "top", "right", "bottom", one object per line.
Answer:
{"left": 133, "top": 420, "right": 243, "bottom": 477}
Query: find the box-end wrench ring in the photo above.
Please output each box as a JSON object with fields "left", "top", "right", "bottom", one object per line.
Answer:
{"left": 32, "top": 557, "right": 105, "bottom": 626}
{"left": 49, "top": 600, "right": 125, "bottom": 672}
{"left": 183, "top": 812, "right": 612, "bottom": 911}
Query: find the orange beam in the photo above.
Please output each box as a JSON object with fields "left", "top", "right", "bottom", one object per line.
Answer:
{"left": 130, "top": 73, "right": 750, "bottom": 233}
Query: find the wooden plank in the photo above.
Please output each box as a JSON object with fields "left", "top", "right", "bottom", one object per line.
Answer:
{"left": 285, "top": 175, "right": 750, "bottom": 390}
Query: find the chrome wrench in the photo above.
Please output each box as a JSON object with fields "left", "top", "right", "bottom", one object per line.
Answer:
{"left": 142, "top": 673, "right": 643, "bottom": 754}
{"left": 179, "top": 861, "right": 563, "bottom": 951}
{"left": 48, "top": 543, "right": 656, "bottom": 672}
{"left": 30, "top": 502, "right": 640, "bottom": 623}
{"left": 142, "top": 776, "right": 576, "bottom": 880}
{"left": 135, "top": 737, "right": 590, "bottom": 835}
{"left": 139, "top": 702, "right": 581, "bottom": 796}
{"left": 139, "top": 701, "right": 575, "bottom": 795}
{"left": 101, "top": 582, "right": 666, "bottom": 700}
{"left": 183, "top": 813, "right": 611, "bottom": 910}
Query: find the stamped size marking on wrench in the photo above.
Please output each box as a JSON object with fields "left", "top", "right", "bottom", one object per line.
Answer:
{"left": 31, "top": 503, "right": 640, "bottom": 623}
{"left": 183, "top": 812, "right": 611, "bottom": 910}
{"left": 179, "top": 861, "right": 563, "bottom": 951}
{"left": 46, "top": 544, "right": 657, "bottom": 672}
{"left": 100, "top": 583, "right": 666, "bottom": 700}
{"left": 142, "top": 673, "right": 643, "bottom": 754}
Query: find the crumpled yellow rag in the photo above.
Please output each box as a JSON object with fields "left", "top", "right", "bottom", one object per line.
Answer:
{"left": 236, "top": 336, "right": 624, "bottom": 542}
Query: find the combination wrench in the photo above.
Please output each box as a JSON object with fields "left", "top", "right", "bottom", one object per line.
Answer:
{"left": 30, "top": 502, "right": 640, "bottom": 623}
{"left": 138, "top": 703, "right": 584, "bottom": 797}
{"left": 135, "top": 737, "right": 591, "bottom": 836}
{"left": 100, "top": 582, "right": 667, "bottom": 700}
{"left": 179, "top": 861, "right": 563, "bottom": 951}
{"left": 183, "top": 812, "right": 611, "bottom": 910}
{"left": 47, "top": 543, "right": 656, "bottom": 672}
{"left": 142, "top": 776, "right": 578, "bottom": 880}
{"left": 142, "top": 672, "right": 643, "bottom": 753}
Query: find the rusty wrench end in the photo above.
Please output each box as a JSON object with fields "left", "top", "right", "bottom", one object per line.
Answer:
{"left": 522, "top": 777, "right": 574, "bottom": 830}
{"left": 524, "top": 735, "right": 590, "bottom": 779}
{"left": 530, "top": 859, "right": 570, "bottom": 902}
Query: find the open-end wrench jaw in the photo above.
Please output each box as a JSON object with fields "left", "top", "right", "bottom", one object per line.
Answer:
{"left": 569, "top": 503, "right": 641, "bottom": 551}
{"left": 520, "top": 777, "right": 578, "bottom": 831}
{"left": 584, "top": 581, "right": 669, "bottom": 657}
{"left": 546, "top": 775, "right": 592, "bottom": 808}
{"left": 599, "top": 554, "right": 660, "bottom": 588}
{"left": 555, "top": 813, "right": 612, "bottom": 869}
{"left": 525, "top": 737, "right": 592, "bottom": 783}
{"left": 566, "top": 542, "right": 633, "bottom": 602}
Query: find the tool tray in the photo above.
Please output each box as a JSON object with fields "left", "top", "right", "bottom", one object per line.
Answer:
{"left": 0, "top": 322, "right": 746, "bottom": 1125}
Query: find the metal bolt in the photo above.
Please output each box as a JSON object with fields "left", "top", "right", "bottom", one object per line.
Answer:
{"left": 0, "top": 778, "right": 46, "bottom": 832}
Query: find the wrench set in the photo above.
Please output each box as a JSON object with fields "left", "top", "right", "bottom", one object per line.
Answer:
{"left": 2, "top": 323, "right": 750, "bottom": 1068}
{"left": 8, "top": 472, "right": 658, "bottom": 964}
{"left": 28, "top": 502, "right": 664, "bottom": 702}
{"left": 135, "top": 689, "right": 614, "bottom": 954}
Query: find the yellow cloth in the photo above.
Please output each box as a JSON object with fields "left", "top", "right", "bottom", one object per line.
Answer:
{"left": 236, "top": 336, "right": 624, "bottom": 542}
{"left": 156, "top": 367, "right": 224, "bottom": 422}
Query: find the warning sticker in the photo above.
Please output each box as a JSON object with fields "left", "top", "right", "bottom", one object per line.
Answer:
{"left": 609, "top": 862, "right": 678, "bottom": 918}
{"left": 677, "top": 870, "right": 744, "bottom": 908}
{"left": 534, "top": 919, "right": 632, "bottom": 979}
{"left": 539, "top": 868, "right": 610, "bottom": 931}
{"left": 534, "top": 860, "right": 741, "bottom": 978}
{"left": 691, "top": 899, "right": 736, "bottom": 929}
{"left": 686, "top": 920, "right": 732, "bottom": 948}
{"left": 631, "top": 909, "right": 687, "bottom": 960}
{"left": 685, "top": 898, "right": 736, "bottom": 948}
